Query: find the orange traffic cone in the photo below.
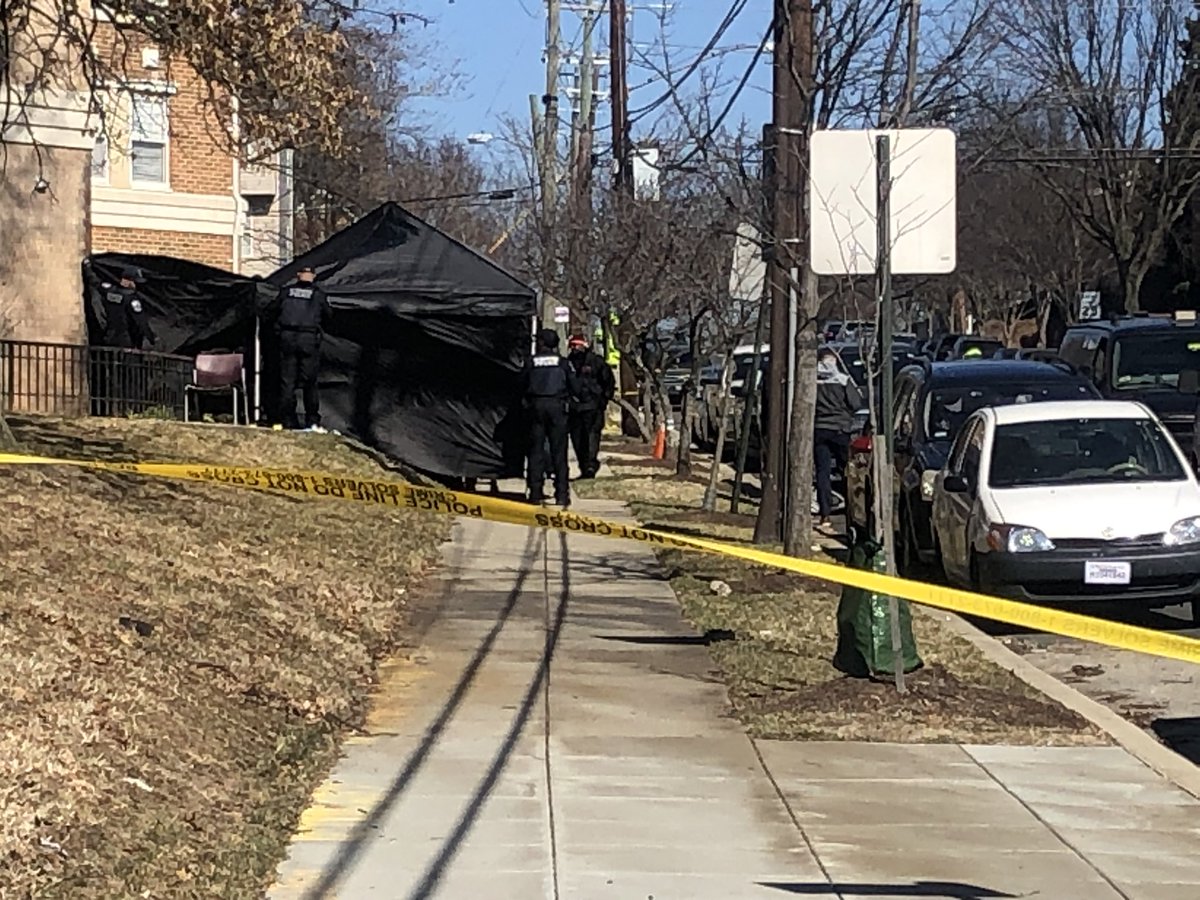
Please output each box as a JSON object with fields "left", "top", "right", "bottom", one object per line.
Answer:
{"left": 652, "top": 424, "right": 666, "bottom": 460}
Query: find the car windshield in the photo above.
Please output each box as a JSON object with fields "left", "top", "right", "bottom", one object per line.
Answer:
{"left": 1113, "top": 333, "right": 1200, "bottom": 390}
{"left": 988, "top": 418, "right": 1187, "bottom": 488}
{"left": 925, "top": 382, "right": 1094, "bottom": 442}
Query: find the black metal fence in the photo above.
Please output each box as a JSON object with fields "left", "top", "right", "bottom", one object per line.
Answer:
{"left": 0, "top": 340, "right": 193, "bottom": 419}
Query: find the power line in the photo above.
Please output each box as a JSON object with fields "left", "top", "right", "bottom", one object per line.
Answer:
{"left": 627, "top": 0, "right": 751, "bottom": 123}
{"left": 402, "top": 186, "right": 526, "bottom": 204}
{"left": 662, "top": 20, "right": 770, "bottom": 171}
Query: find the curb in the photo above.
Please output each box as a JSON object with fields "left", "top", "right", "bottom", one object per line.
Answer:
{"left": 934, "top": 609, "right": 1200, "bottom": 801}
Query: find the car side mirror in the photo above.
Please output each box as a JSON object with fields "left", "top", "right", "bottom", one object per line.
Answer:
{"left": 943, "top": 473, "right": 969, "bottom": 494}
{"left": 1180, "top": 369, "right": 1200, "bottom": 395}
{"left": 1077, "top": 364, "right": 1092, "bottom": 377}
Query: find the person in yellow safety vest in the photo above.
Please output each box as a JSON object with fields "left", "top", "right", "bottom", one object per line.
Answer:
{"left": 593, "top": 314, "right": 621, "bottom": 366}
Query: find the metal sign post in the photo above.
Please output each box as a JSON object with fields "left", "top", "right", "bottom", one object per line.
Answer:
{"left": 875, "top": 134, "right": 904, "bottom": 694}
{"left": 810, "top": 127, "right": 957, "bottom": 693}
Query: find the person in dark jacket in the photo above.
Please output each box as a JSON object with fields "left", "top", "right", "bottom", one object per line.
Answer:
{"left": 90, "top": 266, "right": 157, "bottom": 416}
{"left": 814, "top": 348, "right": 862, "bottom": 531}
{"left": 523, "top": 329, "right": 580, "bottom": 508}
{"left": 566, "top": 334, "right": 616, "bottom": 478}
{"left": 270, "top": 265, "right": 332, "bottom": 430}
{"left": 96, "top": 266, "right": 156, "bottom": 350}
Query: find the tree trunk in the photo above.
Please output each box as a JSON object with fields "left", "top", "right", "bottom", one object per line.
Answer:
{"left": 1123, "top": 261, "right": 1148, "bottom": 315}
{"left": 703, "top": 355, "right": 735, "bottom": 511}
{"left": 1037, "top": 291, "right": 1053, "bottom": 348}
{"left": 654, "top": 388, "right": 671, "bottom": 444}
{"left": 1117, "top": 259, "right": 1137, "bottom": 314}
{"left": 676, "top": 317, "right": 706, "bottom": 476}
{"left": 676, "top": 389, "right": 693, "bottom": 476}
{"left": 615, "top": 396, "right": 652, "bottom": 442}
{"left": 782, "top": 265, "right": 821, "bottom": 557}
{"left": 640, "top": 375, "right": 654, "bottom": 435}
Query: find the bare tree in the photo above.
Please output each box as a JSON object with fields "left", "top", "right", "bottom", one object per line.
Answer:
{"left": 287, "top": 26, "right": 509, "bottom": 254}
{"left": 956, "top": 163, "right": 1112, "bottom": 343}
{"left": 781, "top": 0, "right": 996, "bottom": 553}
{"left": 2, "top": 0, "right": 433, "bottom": 172}
{"left": 992, "top": 0, "right": 1200, "bottom": 313}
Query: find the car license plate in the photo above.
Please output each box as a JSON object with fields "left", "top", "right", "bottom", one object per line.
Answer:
{"left": 1084, "top": 561, "right": 1131, "bottom": 585}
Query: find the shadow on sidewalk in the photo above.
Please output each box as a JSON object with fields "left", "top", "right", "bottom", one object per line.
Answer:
{"left": 567, "top": 554, "right": 670, "bottom": 582}
{"left": 597, "top": 629, "right": 736, "bottom": 646}
{"left": 761, "top": 881, "right": 1014, "bottom": 898}
{"left": 299, "top": 529, "right": 543, "bottom": 900}
{"left": 1151, "top": 716, "right": 1200, "bottom": 766}
{"left": 407, "top": 529, "right": 572, "bottom": 899}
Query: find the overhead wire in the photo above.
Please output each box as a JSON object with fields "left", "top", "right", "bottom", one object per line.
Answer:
{"left": 626, "top": 0, "right": 751, "bottom": 124}
{"left": 662, "top": 19, "right": 771, "bottom": 171}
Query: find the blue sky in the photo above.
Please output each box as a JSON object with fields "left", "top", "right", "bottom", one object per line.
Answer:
{"left": 404, "top": 0, "right": 774, "bottom": 149}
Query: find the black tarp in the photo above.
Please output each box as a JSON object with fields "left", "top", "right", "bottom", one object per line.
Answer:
{"left": 81, "top": 203, "right": 536, "bottom": 480}
{"left": 83, "top": 253, "right": 263, "bottom": 356}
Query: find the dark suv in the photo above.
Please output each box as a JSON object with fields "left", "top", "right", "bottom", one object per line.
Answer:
{"left": 845, "top": 359, "right": 1101, "bottom": 572}
{"left": 1058, "top": 315, "right": 1200, "bottom": 464}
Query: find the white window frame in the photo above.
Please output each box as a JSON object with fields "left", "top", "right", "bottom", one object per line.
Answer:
{"left": 128, "top": 90, "right": 171, "bottom": 189}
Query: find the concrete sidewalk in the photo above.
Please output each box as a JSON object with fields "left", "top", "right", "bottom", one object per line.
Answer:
{"left": 268, "top": 498, "right": 1200, "bottom": 900}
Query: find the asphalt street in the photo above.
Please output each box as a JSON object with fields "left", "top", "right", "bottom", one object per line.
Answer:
{"left": 998, "top": 602, "right": 1200, "bottom": 767}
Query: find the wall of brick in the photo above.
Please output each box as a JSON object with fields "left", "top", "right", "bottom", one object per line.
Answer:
{"left": 91, "top": 227, "right": 233, "bottom": 271}
{"left": 91, "top": 23, "right": 234, "bottom": 196}
{"left": 0, "top": 143, "right": 90, "bottom": 346}
{"left": 168, "top": 68, "right": 235, "bottom": 196}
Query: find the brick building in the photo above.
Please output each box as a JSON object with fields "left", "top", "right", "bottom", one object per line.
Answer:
{"left": 88, "top": 14, "right": 293, "bottom": 277}
{"left": 2, "top": 0, "right": 292, "bottom": 357}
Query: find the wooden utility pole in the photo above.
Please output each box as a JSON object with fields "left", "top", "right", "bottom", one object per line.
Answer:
{"left": 610, "top": 0, "right": 631, "bottom": 195}
{"left": 567, "top": 9, "right": 598, "bottom": 325}
{"left": 755, "top": 0, "right": 810, "bottom": 545}
{"left": 609, "top": 0, "right": 639, "bottom": 435}
{"left": 780, "top": 0, "right": 818, "bottom": 555}
{"left": 538, "top": 0, "right": 565, "bottom": 343}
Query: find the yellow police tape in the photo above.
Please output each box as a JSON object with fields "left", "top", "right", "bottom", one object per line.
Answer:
{"left": 3, "top": 451, "right": 1200, "bottom": 667}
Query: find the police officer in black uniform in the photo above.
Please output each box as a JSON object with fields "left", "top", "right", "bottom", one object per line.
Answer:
{"left": 271, "top": 265, "right": 332, "bottom": 430}
{"left": 91, "top": 266, "right": 156, "bottom": 415}
{"left": 523, "top": 329, "right": 579, "bottom": 508}
{"left": 96, "top": 266, "right": 156, "bottom": 350}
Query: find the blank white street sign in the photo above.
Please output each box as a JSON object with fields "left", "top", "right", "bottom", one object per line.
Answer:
{"left": 729, "top": 221, "right": 766, "bottom": 302}
{"left": 809, "top": 128, "right": 956, "bottom": 276}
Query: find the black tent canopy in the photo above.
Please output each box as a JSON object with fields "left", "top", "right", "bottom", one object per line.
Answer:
{"left": 82, "top": 203, "right": 536, "bottom": 480}
{"left": 83, "top": 253, "right": 265, "bottom": 357}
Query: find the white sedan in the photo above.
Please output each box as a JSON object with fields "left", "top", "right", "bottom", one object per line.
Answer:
{"left": 931, "top": 399, "right": 1200, "bottom": 621}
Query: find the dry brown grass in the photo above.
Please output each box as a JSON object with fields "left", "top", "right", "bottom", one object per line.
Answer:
{"left": 580, "top": 442, "right": 1107, "bottom": 746}
{"left": 0, "top": 416, "right": 448, "bottom": 898}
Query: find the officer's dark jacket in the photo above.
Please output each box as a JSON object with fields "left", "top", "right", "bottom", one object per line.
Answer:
{"left": 94, "top": 283, "right": 155, "bottom": 349}
{"left": 523, "top": 352, "right": 580, "bottom": 400}
{"left": 273, "top": 281, "right": 332, "bottom": 333}
{"left": 569, "top": 349, "right": 616, "bottom": 410}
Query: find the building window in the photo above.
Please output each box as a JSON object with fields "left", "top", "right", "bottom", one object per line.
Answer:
{"left": 130, "top": 93, "right": 168, "bottom": 186}
{"left": 91, "top": 134, "right": 109, "bottom": 182}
